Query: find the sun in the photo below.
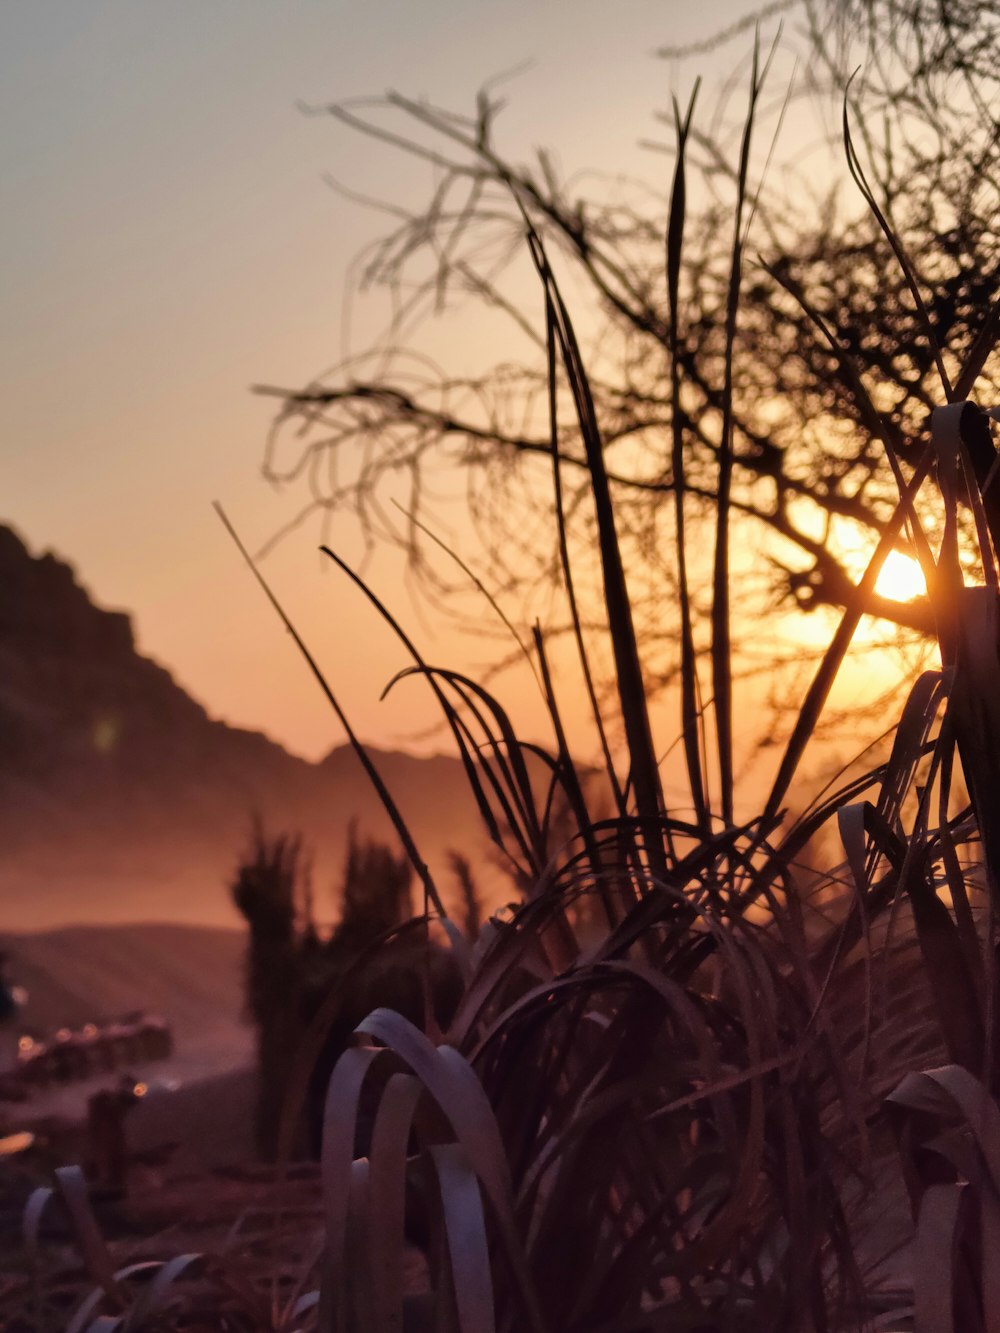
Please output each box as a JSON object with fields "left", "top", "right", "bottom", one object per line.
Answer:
{"left": 874, "top": 550, "right": 926, "bottom": 602}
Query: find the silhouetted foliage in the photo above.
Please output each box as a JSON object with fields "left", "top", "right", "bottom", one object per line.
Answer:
{"left": 447, "top": 849, "right": 481, "bottom": 940}
{"left": 259, "top": 0, "right": 1000, "bottom": 704}
{"left": 334, "top": 819, "right": 412, "bottom": 949}
{"left": 230, "top": 823, "right": 306, "bottom": 1158}
{"left": 230, "top": 822, "right": 461, "bottom": 1159}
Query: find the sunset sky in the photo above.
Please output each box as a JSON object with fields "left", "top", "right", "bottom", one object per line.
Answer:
{"left": 4, "top": 1, "right": 827, "bottom": 766}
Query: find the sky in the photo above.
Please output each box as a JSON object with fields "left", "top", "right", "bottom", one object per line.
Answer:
{"left": 3, "top": 0, "right": 809, "bottom": 765}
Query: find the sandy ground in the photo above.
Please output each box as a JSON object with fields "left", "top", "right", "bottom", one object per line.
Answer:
{"left": 127, "top": 1064, "right": 257, "bottom": 1169}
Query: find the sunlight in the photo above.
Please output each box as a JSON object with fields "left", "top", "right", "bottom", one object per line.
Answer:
{"left": 874, "top": 551, "right": 926, "bottom": 602}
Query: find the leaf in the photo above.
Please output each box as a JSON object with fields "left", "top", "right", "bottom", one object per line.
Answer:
{"left": 318, "top": 1045, "right": 382, "bottom": 1333}
{"left": 429, "top": 1143, "right": 496, "bottom": 1333}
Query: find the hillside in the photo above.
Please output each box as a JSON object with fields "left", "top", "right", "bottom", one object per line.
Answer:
{"left": 2, "top": 923, "right": 246, "bottom": 1051}
{"left": 0, "top": 924, "right": 254, "bottom": 1151}
{"left": 0, "top": 523, "right": 493, "bottom": 930}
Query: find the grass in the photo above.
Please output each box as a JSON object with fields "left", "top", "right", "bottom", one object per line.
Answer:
{"left": 7, "top": 49, "right": 1000, "bottom": 1333}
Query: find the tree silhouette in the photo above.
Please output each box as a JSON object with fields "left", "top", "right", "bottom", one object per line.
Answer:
{"left": 258, "top": 0, "right": 1000, "bottom": 710}
{"left": 230, "top": 824, "right": 306, "bottom": 1159}
{"left": 334, "top": 819, "right": 412, "bottom": 950}
{"left": 231, "top": 822, "right": 462, "bottom": 1159}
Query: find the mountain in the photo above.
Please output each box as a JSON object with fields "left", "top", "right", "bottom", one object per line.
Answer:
{"left": 0, "top": 523, "right": 494, "bottom": 930}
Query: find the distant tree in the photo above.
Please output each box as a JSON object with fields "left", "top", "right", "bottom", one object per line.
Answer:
{"left": 259, "top": 0, "right": 1000, "bottom": 714}
{"left": 447, "top": 849, "right": 482, "bottom": 940}
{"left": 297, "top": 824, "right": 461, "bottom": 1153}
{"left": 230, "top": 824, "right": 306, "bottom": 1159}
{"left": 231, "top": 823, "right": 461, "bottom": 1159}
{"left": 334, "top": 819, "right": 412, "bottom": 949}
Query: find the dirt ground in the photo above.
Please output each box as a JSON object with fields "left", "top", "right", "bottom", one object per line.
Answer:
{"left": 0, "top": 1075, "right": 430, "bottom": 1331}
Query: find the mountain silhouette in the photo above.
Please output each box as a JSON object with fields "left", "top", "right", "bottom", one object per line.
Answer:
{"left": 0, "top": 523, "right": 495, "bottom": 930}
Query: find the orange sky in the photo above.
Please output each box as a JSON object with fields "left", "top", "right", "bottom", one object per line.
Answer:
{"left": 4, "top": 2, "right": 866, "bottom": 779}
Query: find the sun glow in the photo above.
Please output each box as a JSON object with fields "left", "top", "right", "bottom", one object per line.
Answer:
{"left": 874, "top": 551, "right": 927, "bottom": 603}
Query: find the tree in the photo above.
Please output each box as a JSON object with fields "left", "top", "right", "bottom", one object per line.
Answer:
{"left": 256, "top": 0, "right": 1000, "bottom": 736}
{"left": 230, "top": 822, "right": 462, "bottom": 1159}
{"left": 230, "top": 824, "right": 306, "bottom": 1158}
